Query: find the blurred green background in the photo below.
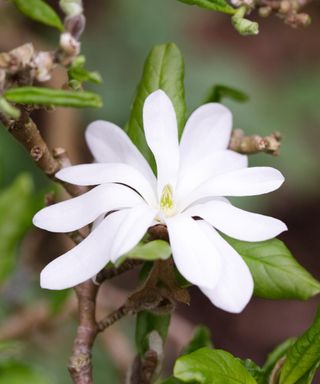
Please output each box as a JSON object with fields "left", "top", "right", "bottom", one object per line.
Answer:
{"left": 0, "top": 0, "right": 319, "bottom": 382}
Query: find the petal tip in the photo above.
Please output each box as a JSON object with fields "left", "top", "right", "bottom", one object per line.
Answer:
{"left": 144, "top": 89, "right": 170, "bottom": 107}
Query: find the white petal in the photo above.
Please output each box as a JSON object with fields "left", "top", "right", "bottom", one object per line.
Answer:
{"left": 176, "top": 150, "right": 247, "bottom": 203}
{"left": 180, "top": 167, "right": 285, "bottom": 210}
{"left": 197, "top": 221, "right": 254, "bottom": 313}
{"left": 179, "top": 103, "right": 232, "bottom": 171}
{"left": 165, "top": 214, "right": 221, "bottom": 290}
{"left": 186, "top": 200, "right": 287, "bottom": 241}
{"left": 85, "top": 120, "right": 155, "bottom": 185}
{"left": 40, "top": 210, "right": 129, "bottom": 290}
{"left": 56, "top": 163, "right": 157, "bottom": 206}
{"left": 33, "top": 184, "right": 143, "bottom": 233}
{"left": 110, "top": 204, "right": 158, "bottom": 262}
{"left": 143, "top": 90, "right": 180, "bottom": 194}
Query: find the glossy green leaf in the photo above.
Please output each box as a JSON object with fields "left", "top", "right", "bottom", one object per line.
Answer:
{"left": 5, "top": 87, "right": 102, "bottom": 108}
{"left": 223, "top": 235, "right": 320, "bottom": 300}
{"left": 262, "top": 338, "right": 296, "bottom": 377}
{"left": 161, "top": 378, "right": 186, "bottom": 384}
{"left": 176, "top": 0, "right": 235, "bottom": 15}
{"left": 126, "top": 240, "right": 171, "bottom": 262}
{"left": 0, "top": 174, "right": 39, "bottom": 283}
{"left": 127, "top": 43, "right": 186, "bottom": 171}
{"left": 135, "top": 310, "right": 170, "bottom": 356}
{"left": 295, "top": 361, "right": 320, "bottom": 384}
{"left": 279, "top": 308, "right": 320, "bottom": 384}
{"left": 204, "top": 84, "right": 249, "bottom": 103}
{"left": 182, "top": 326, "right": 212, "bottom": 355}
{"left": 12, "top": 0, "right": 63, "bottom": 30}
{"left": 174, "top": 347, "right": 257, "bottom": 383}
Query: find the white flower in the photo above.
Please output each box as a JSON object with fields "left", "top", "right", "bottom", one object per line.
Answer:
{"left": 33, "top": 90, "right": 287, "bottom": 313}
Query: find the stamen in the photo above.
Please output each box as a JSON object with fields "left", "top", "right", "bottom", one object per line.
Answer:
{"left": 160, "top": 184, "right": 176, "bottom": 217}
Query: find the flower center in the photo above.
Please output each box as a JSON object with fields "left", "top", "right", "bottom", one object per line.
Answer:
{"left": 160, "top": 184, "right": 176, "bottom": 217}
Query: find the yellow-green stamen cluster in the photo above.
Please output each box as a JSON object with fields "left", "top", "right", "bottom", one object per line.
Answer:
{"left": 160, "top": 184, "right": 176, "bottom": 217}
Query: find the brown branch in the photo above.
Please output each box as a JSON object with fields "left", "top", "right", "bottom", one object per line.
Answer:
{"left": 68, "top": 281, "right": 98, "bottom": 384}
{"left": 97, "top": 305, "right": 136, "bottom": 332}
{"left": 0, "top": 108, "right": 85, "bottom": 196}
{"left": 229, "top": 128, "right": 282, "bottom": 155}
{"left": 95, "top": 259, "right": 143, "bottom": 285}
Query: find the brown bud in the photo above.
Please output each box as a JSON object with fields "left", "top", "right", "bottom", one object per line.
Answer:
{"left": 259, "top": 6, "right": 272, "bottom": 17}
{"left": 279, "top": 0, "right": 291, "bottom": 14}
{"left": 285, "top": 12, "right": 311, "bottom": 27}
{"left": 33, "top": 52, "right": 54, "bottom": 82}
{"left": 64, "top": 14, "right": 86, "bottom": 39}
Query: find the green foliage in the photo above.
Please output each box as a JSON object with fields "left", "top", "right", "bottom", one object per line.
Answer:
{"left": 135, "top": 310, "right": 170, "bottom": 356}
{"left": 0, "top": 97, "right": 20, "bottom": 120}
{"left": 241, "top": 360, "right": 265, "bottom": 384}
{"left": 0, "top": 174, "right": 39, "bottom": 283}
{"left": 231, "top": 7, "right": 259, "bottom": 36}
{"left": 0, "top": 341, "right": 24, "bottom": 359}
{"left": 0, "top": 360, "right": 51, "bottom": 384}
{"left": 173, "top": 347, "right": 256, "bottom": 383}
{"left": 127, "top": 43, "right": 186, "bottom": 171}
{"left": 223, "top": 235, "right": 320, "bottom": 300}
{"left": 125, "top": 240, "right": 172, "bottom": 262}
{"left": 12, "top": 0, "right": 63, "bottom": 31}
{"left": 68, "top": 55, "right": 102, "bottom": 85}
{"left": 262, "top": 338, "right": 296, "bottom": 378}
{"left": 176, "top": 0, "right": 235, "bottom": 15}
{"left": 295, "top": 362, "right": 320, "bottom": 384}
{"left": 279, "top": 308, "right": 320, "bottom": 384}
{"left": 204, "top": 84, "right": 249, "bottom": 103}
{"left": 47, "top": 289, "right": 71, "bottom": 315}
{"left": 182, "top": 326, "right": 212, "bottom": 355}
{"left": 4, "top": 87, "right": 102, "bottom": 108}
{"left": 162, "top": 378, "right": 186, "bottom": 384}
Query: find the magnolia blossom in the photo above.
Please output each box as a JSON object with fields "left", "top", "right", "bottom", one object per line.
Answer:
{"left": 33, "top": 90, "right": 287, "bottom": 313}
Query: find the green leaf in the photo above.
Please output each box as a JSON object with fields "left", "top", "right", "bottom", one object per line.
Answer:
{"left": 231, "top": 7, "right": 259, "bottom": 36}
{"left": 262, "top": 338, "right": 296, "bottom": 377}
{"left": 4, "top": 87, "right": 102, "bottom": 108}
{"left": 126, "top": 240, "right": 171, "bottom": 262}
{"left": 0, "top": 174, "right": 39, "bottom": 283}
{"left": 295, "top": 361, "right": 320, "bottom": 384}
{"left": 223, "top": 235, "right": 320, "bottom": 300}
{"left": 135, "top": 310, "right": 170, "bottom": 356}
{"left": 176, "top": 0, "right": 235, "bottom": 15}
{"left": 12, "top": 0, "right": 63, "bottom": 31}
{"left": 241, "top": 360, "right": 265, "bottom": 384}
{"left": 182, "top": 326, "right": 212, "bottom": 356}
{"left": 47, "top": 289, "right": 71, "bottom": 315}
{"left": 127, "top": 43, "right": 186, "bottom": 171}
{"left": 279, "top": 308, "right": 320, "bottom": 384}
{"left": 174, "top": 347, "right": 257, "bottom": 383}
{"left": 204, "top": 84, "right": 249, "bottom": 103}
{"left": 0, "top": 97, "right": 20, "bottom": 120}
{"left": 0, "top": 360, "right": 51, "bottom": 384}
{"left": 0, "top": 341, "right": 24, "bottom": 360}
{"left": 68, "top": 55, "right": 102, "bottom": 85}
{"left": 161, "top": 378, "right": 186, "bottom": 384}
